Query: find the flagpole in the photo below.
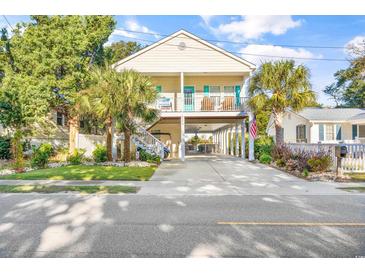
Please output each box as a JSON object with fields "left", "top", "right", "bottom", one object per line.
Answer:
{"left": 248, "top": 112, "right": 255, "bottom": 161}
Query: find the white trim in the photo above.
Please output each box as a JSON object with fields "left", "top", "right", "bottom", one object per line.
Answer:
{"left": 113, "top": 29, "right": 256, "bottom": 70}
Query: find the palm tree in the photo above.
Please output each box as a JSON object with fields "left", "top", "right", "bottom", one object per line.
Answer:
{"left": 248, "top": 60, "right": 315, "bottom": 144}
{"left": 78, "top": 65, "right": 126, "bottom": 161}
{"left": 116, "top": 69, "right": 159, "bottom": 162}
{"left": 79, "top": 67, "right": 158, "bottom": 162}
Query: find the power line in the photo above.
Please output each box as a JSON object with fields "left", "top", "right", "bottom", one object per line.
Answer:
{"left": 2, "top": 15, "right": 14, "bottom": 32}
{"left": 113, "top": 35, "right": 349, "bottom": 62}
{"left": 115, "top": 28, "right": 347, "bottom": 50}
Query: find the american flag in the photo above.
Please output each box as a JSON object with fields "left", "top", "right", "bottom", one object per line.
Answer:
{"left": 249, "top": 117, "right": 257, "bottom": 139}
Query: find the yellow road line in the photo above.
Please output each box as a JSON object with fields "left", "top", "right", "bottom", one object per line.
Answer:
{"left": 217, "top": 222, "right": 365, "bottom": 226}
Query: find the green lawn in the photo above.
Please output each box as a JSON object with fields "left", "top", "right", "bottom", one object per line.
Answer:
{"left": 0, "top": 165, "right": 156, "bottom": 181}
{"left": 346, "top": 173, "right": 365, "bottom": 182}
{"left": 338, "top": 187, "right": 365, "bottom": 193}
{"left": 0, "top": 185, "right": 139, "bottom": 194}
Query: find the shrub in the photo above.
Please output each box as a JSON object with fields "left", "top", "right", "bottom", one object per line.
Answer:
{"left": 255, "top": 136, "right": 274, "bottom": 159}
{"left": 307, "top": 152, "right": 332, "bottom": 172}
{"left": 50, "top": 146, "right": 69, "bottom": 162}
{"left": 138, "top": 148, "right": 160, "bottom": 164}
{"left": 259, "top": 153, "right": 272, "bottom": 164}
{"left": 67, "top": 149, "right": 86, "bottom": 165}
{"left": 92, "top": 145, "right": 108, "bottom": 163}
{"left": 285, "top": 159, "right": 298, "bottom": 171}
{"left": 31, "top": 143, "right": 54, "bottom": 168}
{"left": 271, "top": 144, "right": 292, "bottom": 162}
{"left": 302, "top": 168, "right": 309, "bottom": 177}
{"left": 275, "top": 159, "right": 286, "bottom": 167}
{"left": 0, "top": 136, "right": 11, "bottom": 159}
{"left": 292, "top": 150, "right": 311, "bottom": 172}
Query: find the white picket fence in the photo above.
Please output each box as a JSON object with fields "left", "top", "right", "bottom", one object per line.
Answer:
{"left": 287, "top": 143, "right": 365, "bottom": 173}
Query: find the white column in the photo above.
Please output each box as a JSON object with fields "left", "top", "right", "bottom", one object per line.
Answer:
{"left": 223, "top": 129, "right": 227, "bottom": 154}
{"left": 241, "top": 119, "right": 246, "bottom": 159}
{"left": 179, "top": 72, "right": 185, "bottom": 161}
{"left": 226, "top": 128, "right": 229, "bottom": 155}
{"left": 248, "top": 112, "right": 255, "bottom": 161}
{"left": 235, "top": 123, "right": 239, "bottom": 157}
{"left": 111, "top": 118, "right": 118, "bottom": 162}
{"left": 229, "top": 127, "right": 233, "bottom": 155}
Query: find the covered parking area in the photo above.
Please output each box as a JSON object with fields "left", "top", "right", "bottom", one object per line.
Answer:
{"left": 148, "top": 113, "right": 255, "bottom": 160}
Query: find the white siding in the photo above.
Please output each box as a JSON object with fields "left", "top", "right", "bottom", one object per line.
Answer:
{"left": 115, "top": 33, "right": 252, "bottom": 73}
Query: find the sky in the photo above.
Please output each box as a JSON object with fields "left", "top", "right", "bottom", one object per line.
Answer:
{"left": 1, "top": 15, "right": 365, "bottom": 106}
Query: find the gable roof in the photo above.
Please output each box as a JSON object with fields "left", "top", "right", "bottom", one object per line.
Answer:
{"left": 113, "top": 29, "right": 256, "bottom": 71}
{"left": 291, "top": 107, "right": 365, "bottom": 122}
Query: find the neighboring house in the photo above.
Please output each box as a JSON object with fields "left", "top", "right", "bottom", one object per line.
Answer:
{"left": 266, "top": 107, "right": 365, "bottom": 144}
{"left": 114, "top": 29, "right": 256, "bottom": 159}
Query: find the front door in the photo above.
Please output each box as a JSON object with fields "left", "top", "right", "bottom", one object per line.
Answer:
{"left": 184, "top": 86, "right": 195, "bottom": 111}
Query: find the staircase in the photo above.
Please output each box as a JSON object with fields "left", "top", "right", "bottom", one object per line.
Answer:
{"left": 132, "top": 126, "right": 167, "bottom": 160}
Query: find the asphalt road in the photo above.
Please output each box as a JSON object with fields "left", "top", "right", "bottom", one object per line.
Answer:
{"left": 1, "top": 193, "right": 365, "bottom": 257}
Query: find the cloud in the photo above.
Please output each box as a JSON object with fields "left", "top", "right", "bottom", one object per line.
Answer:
{"left": 207, "top": 15, "right": 302, "bottom": 41}
{"left": 239, "top": 44, "right": 321, "bottom": 64}
{"left": 106, "top": 19, "right": 159, "bottom": 46}
{"left": 200, "top": 15, "right": 215, "bottom": 25}
{"left": 344, "top": 35, "right": 365, "bottom": 57}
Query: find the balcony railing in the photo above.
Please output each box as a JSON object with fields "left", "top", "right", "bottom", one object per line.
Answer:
{"left": 155, "top": 93, "right": 248, "bottom": 112}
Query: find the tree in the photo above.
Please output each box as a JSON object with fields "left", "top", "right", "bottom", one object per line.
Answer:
{"left": 104, "top": 41, "right": 143, "bottom": 64}
{"left": 248, "top": 60, "right": 315, "bottom": 144}
{"left": 324, "top": 44, "right": 365, "bottom": 107}
{"left": 116, "top": 70, "right": 159, "bottom": 162}
{"left": 6, "top": 16, "right": 116, "bottom": 154}
{"left": 79, "top": 68, "right": 158, "bottom": 162}
{"left": 78, "top": 65, "right": 127, "bottom": 161}
{"left": 0, "top": 28, "right": 54, "bottom": 170}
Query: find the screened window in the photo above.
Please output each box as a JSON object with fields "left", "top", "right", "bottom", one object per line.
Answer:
{"left": 223, "top": 86, "right": 234, "bottom": 96}
{"left": 209, "top": 86, "right": 220, "bottom": 95}
{"left": 359, "top": 125, "right": 365, "bottom": 138}
{"left": 325, "top": 124, "right": 335, "bottom": 141}
{"left": 296, "top": 125, "right": 306, "bottom": 142}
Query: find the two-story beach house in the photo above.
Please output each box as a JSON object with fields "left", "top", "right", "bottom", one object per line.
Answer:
{"left": 113, "top": 30, "right": 256, "bottom": 160}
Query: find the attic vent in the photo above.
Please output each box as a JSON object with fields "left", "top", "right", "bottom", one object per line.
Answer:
{"left": 178, "top": 42, "right": 186, "bottom": 50}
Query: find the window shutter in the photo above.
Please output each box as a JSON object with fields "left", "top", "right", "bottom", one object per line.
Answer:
{"left": 336, "top": 124, "right": 342, "bottom": 140}
{"left": 303, "top": 125, "right": 307, "bottom": 141}
{"left": 156, "top": 85, "right": 162, "bottom": 93}
{"left": 319, "top": 124, "right": 324, "bottom": 141}
{"left": 352, "top": 124, "right": 358, "bottom": 140}
{"left": 235, "top": 85, "right": 241, "bottom": 106}
{"left": 296, "top": 125, "right": 299, "bottom": 141}
{"left": 203, "top": 85, "right": 210, "bottom": 96}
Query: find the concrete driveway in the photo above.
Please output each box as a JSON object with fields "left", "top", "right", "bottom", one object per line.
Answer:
{"left": 139, "top": 155, "right": 350, "bottom": 195}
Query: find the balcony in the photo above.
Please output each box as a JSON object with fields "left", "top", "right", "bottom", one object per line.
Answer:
{"left": 155, "top": 93, "right": 248, "bottom": 112}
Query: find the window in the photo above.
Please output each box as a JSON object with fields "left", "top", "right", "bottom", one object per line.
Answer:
{"left": 325, "top": 124, "right": 335, "bottom": 141}
{"left": 56, "top": 112, "right": 63, "bottom": 126}
{"left": 223, "top": 86, "right": 234, "bottom": 96}
{"left": 296, "top": 125, "right": 306, "bottom": 143}
{"left": 359, "top": 125, "right": 365, "bottom": 138}
{"left": 209, "top": 86, "right": 220, "bottom": 96}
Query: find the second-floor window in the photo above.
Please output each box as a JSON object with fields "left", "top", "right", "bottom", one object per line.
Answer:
{"left": 224, "top": 86, "right": 235, "bottom": 97}
{"left": 209, "top": 86, "right": 220, "bottom": 96}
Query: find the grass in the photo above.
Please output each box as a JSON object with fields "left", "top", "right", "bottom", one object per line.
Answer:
{"left": 346, "top": 173, "right": 365, "bottom": 182}
{"left": 0, "top": 165, "right": 156, "bottom": 181}
{"left": 338, "top": 187, "right": 365, "bottom": 193}
{"left": 0, "top": 185, "right": 139, "bottom": 194}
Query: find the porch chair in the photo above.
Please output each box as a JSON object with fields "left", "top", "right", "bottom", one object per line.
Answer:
{"left": 201, "top": 96, "right": 215, "bottom": 111}
{"left": 221, "top": 96, "right": 235, "bottom": 111}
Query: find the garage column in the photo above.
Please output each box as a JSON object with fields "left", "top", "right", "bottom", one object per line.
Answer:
{"left": 241, "top": 119, "right": 246, "bottom": 159}
{"left": 229, "top": 127, "right": 233, "bottom": 155}
{"left": 179, "top": 72, "right": 185, "bottom": 161}
{"left": 235, "top": 123, "right": 239, "bottom": 157}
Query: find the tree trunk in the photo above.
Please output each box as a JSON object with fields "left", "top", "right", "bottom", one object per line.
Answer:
{"left": 106, "top": 116, "right": 113, "bottom": 161}
{"left": 124, "top": 129, "right": 131, "bottom": 163}
{"left": 274, "top": 117, "right": 283, "bottom": 145}
{"left": 68, "top": 114, "right": 80, "bottom": 154}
